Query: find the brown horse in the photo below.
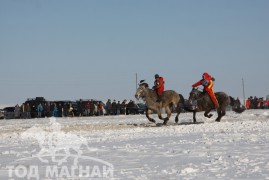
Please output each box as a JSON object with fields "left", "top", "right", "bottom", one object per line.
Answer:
{"left": 135, "top": 84, "right": 184, "bottom": 125}
{"left": 187, "top": 88, "right": 245, "bottom": 123}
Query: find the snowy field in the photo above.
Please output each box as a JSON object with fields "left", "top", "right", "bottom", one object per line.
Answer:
{"left": 0, "top": 109, "right": 269, "bottom": 179}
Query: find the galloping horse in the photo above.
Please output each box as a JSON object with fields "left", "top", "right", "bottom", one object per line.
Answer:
{"left": 187, "top": 88, "right": 245, "bottom": 122}
{"left": 135, "top": 84, "right": 184, "bottom": 125}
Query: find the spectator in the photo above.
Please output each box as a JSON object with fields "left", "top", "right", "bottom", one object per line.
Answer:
{"left": 253, "top": 96, "right": 258, "bottom": 109}
{"left": 21, "top": 103, "right": 26, "bottom": 119}
{"left": 246, "top": 98, "right": 251, "bottom": 109}
{"left": 97, "top": 101, "right": 104, "bottom": 116}
{"left": 249, "top": 96, "right": 254, "bottom": 109}
{"left": 78, "top": 99, "right": 84, "bottom": 117}
{"left": 26, "top": 103, "right": 31, "bottom": 119}
{"left": 260, "top": 98, "right": 265, "bottom": 109}
{"left": 52, "top": 103, "right": 58, "bottom": 117}
{"left": 116, "top": 101, "right": 121, "bottom": 115}
{"left": 112, "top": 100, "right": 117, "bottom": 115}
{"left": 126, "top": 100, "right": 135, "bottom": 115}
{"left": 44, "top": 103, "right": 50, "bottom": 117}
{"left": 68, "top": 103, "right": 74, "bottom": 117}
{"left": 15, "top": 104, "right": 20, "bottom": 119}
{"left": 32, "top": 104, "right": 36, "bottom": 118}
{"left": 120, "top": 100, "right": 127, "bottom": 115}
{"left": 265, "top": 99, "right": 269, "bottom": 109}
{"left": 37, "top": 103, "right": 44, "bottom": 118}
{"left": 63, "top": 103, "right": 68, "bottom": 117}
{"left": 58, "top": 103, "right": 63, "bottom": 117}
{"left": 85, "top": 101, "right": 91, "bottom": 116}
{"left": 50, "top": 102, "right": 54, "bottom": 116}
{"left": 106, "top": 99, "right": 112, "bottom": 115}
{"left": 90, "top": 100, "right": 95, "bottom": 116}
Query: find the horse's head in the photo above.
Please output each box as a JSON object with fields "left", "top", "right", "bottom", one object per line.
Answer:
{"left": 188, "top": 88, "right": 202, "bottom": 103}
{"left": 135, "top": 84, "right": 147, "bottom": 99}
{"left": 230, "top": 96, "right": 246, "bottom": 113}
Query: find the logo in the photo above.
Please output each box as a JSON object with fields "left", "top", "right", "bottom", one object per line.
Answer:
{"left": 6, "top": 117, "right": 114, "bottom": 179}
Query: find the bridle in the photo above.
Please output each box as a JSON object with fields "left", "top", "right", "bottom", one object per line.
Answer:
{"left": 189, "top": 89, "right": 204, "bottom": 102}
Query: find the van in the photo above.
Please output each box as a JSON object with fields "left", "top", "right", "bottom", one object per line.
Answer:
{"left": 4, "top": 107, "right": 15, "bottom": 119}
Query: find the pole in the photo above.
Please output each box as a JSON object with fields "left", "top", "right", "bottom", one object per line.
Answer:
{"left": 136, "top": 73, "right": 138, "bottom": 90}
{"left": 242, "top": 78, "right": 246, "bottom": 106}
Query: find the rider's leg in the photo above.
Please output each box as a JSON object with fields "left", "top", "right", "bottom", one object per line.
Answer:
{"left": 206, "top": 88, "right": 219, "bottom": 108}
{"left": 156, "top": 91, "right": 162, "bottom": 102}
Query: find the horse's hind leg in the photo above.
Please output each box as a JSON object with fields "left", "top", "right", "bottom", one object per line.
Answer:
{"left": 175, "top": 112, "right": 180, "bottom": 123}
{"left": 215, "top": 108, "right": 225, "bottom": 122}
{"left": 146, "top": 109, "right": 156, "bottom": 123}
{"left": 174, "top": 103, "right": 181, "bottom": 123}
{"left": 175, "top": 106, "right": 181, "bottom": 123}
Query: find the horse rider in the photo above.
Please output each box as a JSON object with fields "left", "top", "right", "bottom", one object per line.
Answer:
{"left": 192, "top": 72, "right": 219, "bottom": 108}
{"left": 153, "top": 74, "right": 164, "bottom": 102}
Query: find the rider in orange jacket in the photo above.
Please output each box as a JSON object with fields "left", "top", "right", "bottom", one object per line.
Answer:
{"left": 192, "top": 72, "right": 219, "bottom": 108}
{"left": 153, "top": 74, "right": 164, "bottom": 102}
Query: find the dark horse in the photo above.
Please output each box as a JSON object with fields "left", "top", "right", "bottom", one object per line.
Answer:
{"left": 186, "top": 88, "right": 245, "bottom": 123}
{"left": 135, "top": 84, "right": 184, "bottom": 125}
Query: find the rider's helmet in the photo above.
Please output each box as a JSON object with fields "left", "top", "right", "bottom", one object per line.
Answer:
{"left": 202, "top": 72, "right": 211, "bottom": 80}
{"left": 155, "top": 74, "right": 160, "bottom": 79}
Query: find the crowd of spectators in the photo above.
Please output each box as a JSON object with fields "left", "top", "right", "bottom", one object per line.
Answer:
{"left": 245, "top": 96, "right": 269, "bottom": 109}
{"left": 15, "top": 102, "right": 77, "bottom": 119}
{"left": 11, "top": 98, "right": 145, "bottom": 119}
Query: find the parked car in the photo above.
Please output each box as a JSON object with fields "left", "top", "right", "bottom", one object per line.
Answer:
{"left": 136, "top": 103, "right": 147, "bottom": 114}
{"left": 126, "top": 101, "right": 147, "bottom": 115}
{"left": 4, "top": 107, "right": 15, "bottom": 119}
{"left": 0, "top": 109, "right": 4, "bottom": 119}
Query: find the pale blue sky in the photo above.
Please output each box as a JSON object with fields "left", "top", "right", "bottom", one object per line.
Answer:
{"left": 0, "top": 0, "right": 268, "bottom": 104}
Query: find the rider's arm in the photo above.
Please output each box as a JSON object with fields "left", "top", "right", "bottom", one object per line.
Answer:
{"left": 192, "top": 80, "right": 202, "bottom": 88}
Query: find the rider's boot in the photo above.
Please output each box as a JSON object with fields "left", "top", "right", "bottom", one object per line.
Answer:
{"left": 156, "top": 95, "right": 161, "bottom": 102}
{"left": 156, "top": 93, "right": 162, "bottom": 102}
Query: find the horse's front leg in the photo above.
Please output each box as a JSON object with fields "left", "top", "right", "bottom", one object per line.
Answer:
{"left": 193, "top": 111, "right": 197, "bottom": 123}
{"left": 146, "top": 109, "right": 156, "bottom": 123}
{"left": 161, "top": 106, "right": 172, "bottom": 125}
{"left": 204, "top": 109, "right": 213, "bottom": 118}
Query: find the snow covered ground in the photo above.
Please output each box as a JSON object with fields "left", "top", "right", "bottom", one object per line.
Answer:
{"left": 0, "top": 109, "right": 269, "bottom": 179}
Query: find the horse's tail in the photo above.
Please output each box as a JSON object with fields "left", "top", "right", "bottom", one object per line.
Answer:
{"left": 229, "top": 96, "right": 246, "bottom": 113}
{"left": 178, "top": 94, "right": 185, "bottom": 107}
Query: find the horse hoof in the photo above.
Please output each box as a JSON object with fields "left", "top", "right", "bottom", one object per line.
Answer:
{"left": 209, "top": 114, "right": 213, "bottom": 118}
{"left": 215, "top": 120, "right": 220, "bottom": 122}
